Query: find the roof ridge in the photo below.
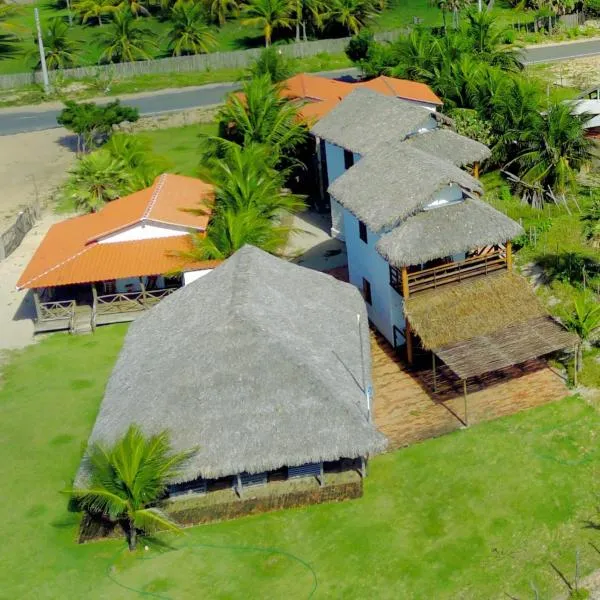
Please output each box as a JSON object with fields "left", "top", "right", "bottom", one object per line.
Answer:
{"left": 142, "top": 173, "right": 168, "bottom": 221}
{"left": 18, "top": 244, "right": 95, "bottom": 289}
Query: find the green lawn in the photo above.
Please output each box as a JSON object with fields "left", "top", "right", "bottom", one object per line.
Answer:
{"left": 0, "top": 325, "right": 599, "bottom": 598}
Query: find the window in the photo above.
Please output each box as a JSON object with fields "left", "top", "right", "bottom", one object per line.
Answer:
{"left": 358, "top": 220, "right": 368, "bottom": 244}
{"left": 344, "top": 149, "right": 354, "bottom": 170}
{"left": 362, "top": 278, "right": 372, "bottom": 305}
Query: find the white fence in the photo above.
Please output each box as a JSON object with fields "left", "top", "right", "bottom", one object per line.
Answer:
{"left": 0, "top": 30, "right": 406, "bottom": 90}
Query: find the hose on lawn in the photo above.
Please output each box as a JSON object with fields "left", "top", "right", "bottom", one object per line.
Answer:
{"left": 106, "top": 541, "right": 318, "bottom": 599}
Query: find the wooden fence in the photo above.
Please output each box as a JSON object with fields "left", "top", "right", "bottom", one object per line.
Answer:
{"left": 0, "top": 197, "right": 44, "bottom": 260}
{"left": 0, "top": 30, "right": 406, "bottom": 91}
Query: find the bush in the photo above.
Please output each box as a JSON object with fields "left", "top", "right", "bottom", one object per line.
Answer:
{"left": 247, "top": 47, "right": 295, "bottom": 83}
{"left": 584, "top": 0, "right": 600, "bottom": 15}
{"left": 449, "top": 108, "right": 495, "bottom": 146}
{"left": 345, "top": 29, "right": 374, "bottom": 63}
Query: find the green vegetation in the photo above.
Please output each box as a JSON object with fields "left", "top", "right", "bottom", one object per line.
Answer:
{"left": 1, "top": 326, "right": 600, "bottom": 598}
{"left": 68, "top": 424, "right": 193, "bottom": 551}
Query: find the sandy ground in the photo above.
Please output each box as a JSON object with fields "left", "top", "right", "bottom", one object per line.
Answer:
{"left": 547, "top": 55, "right": 600, "bottom": 89}
{"left": 0, "top": 210, "right": 67, "bottom": 355}
{"left": 0, "top": 127, "right": 75, "bottom": 226}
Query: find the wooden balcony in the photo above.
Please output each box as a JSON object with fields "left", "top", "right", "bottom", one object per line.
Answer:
{"left": 390, "top": 249, "right": 509, "bottom": 297}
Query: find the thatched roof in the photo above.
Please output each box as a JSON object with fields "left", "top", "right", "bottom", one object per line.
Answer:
{"left": 404, "top": 271, "right": 577, "bottom": 378}
{"left": 329, "top": 143, "right": 482, "bottom": 233}
{"left": 376, "top": 198, "right": 524, "bottom": 267}
{"left": 77, "top": 246, "right": 386, "bottom": 485}
{"left": 404, "top": 271, "right": 546, "bottom": 350}
{"left": 310, "top": 89, "right": 437, "bottom": 155}
{"left": 403, "top": 128, "right": 491, "bottom": 167}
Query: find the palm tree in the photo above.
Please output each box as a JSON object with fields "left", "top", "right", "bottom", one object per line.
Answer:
{"left": 464, "top": 9, "right": 523, "bottom": 72}
{"left": 203, "top": 0, "right": 239, "bottom": 25}
{"left": 187, "top": 206, "right": 291, "bottom": 259}
{"left": 581, "top": 199, "right": 600, "bottom": 248}
{"left": 201, "top": 142, "right": 304, "bottom": 218}
{"left": 61, "top": 149, "right": 132, "bottom": 213}
{"left": 117, "top": 0, "right": 150, "bottom": 16}
{"left": 247, "top": 46, "right": 295, "bottom": 82}
{"left": 100, "top": 9, "right": 156, "bottom": 63}
{"left": 104, "top": 133, "right": 168, "bottom": 188}
{"left": 565, "top": 296, "right": 600, "bottom": 370}
{"left": 167, "top": 1, "right": 216, "bottom": 56}
{"left": 66, "top": 425, "right": 194, "bottom": 551}
{"left": 37, "top": 18, "right": 81, "bottom": 70}
{"left": 0, "top": 2, "right": 23, "bottom": 59}
{"left": 324, "top": 0, "right": 378, "bottom": 35}
{"left": 216, "top": 75, "right": 308, "bottom": 164}
{"left": 73, "top": 0, "right": 118, "bottom": 26}
{"left": 508, "top": 102, "right": 593, "bottom": 203}
{"left": 242, "top": 0, "right": 294, "bottom": 46}
{"left": 293, "top": 0, "right": 325, "bottom": 41}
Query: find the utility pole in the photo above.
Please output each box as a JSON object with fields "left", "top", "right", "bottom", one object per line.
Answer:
{"left": 66, "top": 0, "right": 73, "bottom": 27}
{"left": 34, "top": 8, "right": 50, "bottom": 95}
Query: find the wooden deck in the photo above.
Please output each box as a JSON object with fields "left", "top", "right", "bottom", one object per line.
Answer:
{"left": 370, "top": 331, "right": 570, "bottom": 450}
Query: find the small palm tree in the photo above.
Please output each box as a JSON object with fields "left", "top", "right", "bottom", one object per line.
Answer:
{"left": 187, "top": 206, "right": 291, "bottom": 260}
{"left": 247, "top": 46, "right": 295, "bottom": 82}
{"left": 100, "top": 9, "right": 156, "bottom": 63}
{"left": 67, "top": 425, "right": 194, "bottom": 551}
{"left": 508, "top": 102, "right": 593, "bottom": 203}
{"left": 36, "top": 18, "right": 81, "bottom": 70}
{"left": 242, "top": 0, "right": 294, "bottom": 46}
{"left": 324, "top": 0, "right": 378, "bottom": 35}
{"left": 203, "top": 0, "right": 239, "bottom": 25}
{"left": 61, "top": 149, "right": 132, "bottom": 213}
{"left": 117, "top": 0, "right": 150, "bottom": 16}
{"left": 73, "top": 0, "right": 118, "bottom": 26}
{"left": 216, "top": 75, "right": 308, "bottom": 163}
{"left": 168, "top": 1, "right": 216, "bottom": 56}
{"left": 565, "top": 296, "right": 600, "bottom": 370}
{"left": 104, "top": 133, "right": 168, "bottom": 188}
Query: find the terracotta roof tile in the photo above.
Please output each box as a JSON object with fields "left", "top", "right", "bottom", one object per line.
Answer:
{"left": 17, "top": 173, "right": 215, "bottom": 289}
{"left": 357, "top": 76, "right": 443, "bottom": 106}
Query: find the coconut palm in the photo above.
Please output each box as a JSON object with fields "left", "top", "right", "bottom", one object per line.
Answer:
{"left": 104, "top": 133, "right": 168, "bottom": 188}
{"left": 203, "top": 0, "right": 239, "bottom": 25}
{"left": 389, "top": 28, "right": 439, "bottom": 83}
{"left": 565, "top": 296, "right": 600, "bottom": 370}
{"left": 0, "top": 1, "right": 23, "bottom": 58}
{"left": 36, "top": 18, "right": 81, "bottom": 70}
{"left": 73, "top": 0, "right": 118, "bottom": 26}
{"left": 464, "top": 9, "right": 523, "bottom": 72}
{"left": 100, "top": 9, "right": 156, "bottom": 63}
{"left": 66, "top": 425, "right": 194, "bottom": 551}
{"left": 216, "top": 75, "right": 308, "bottom": 163}
{"left": 324, "top": 0, "right": 378, "bottom": 35}
{"left": 201, "top": 142, "right": 304, "bottom": 218}
{"left": 61, "top": 149, "right": 132, "bottom": 213}
{"left": 508, "top": 102, "right": 593, "bottom": 202}
{"left": 242, "top": 0, "right": 294, "bottom": 46}
{"left": 293, "top": 0, "right": 325, "bottom": 41}
{"left": 167, "top": 1, "right": 216, "bottom": 56}
{"left": 187, "top": 206, "right": 291, "bottom": 260}
{"left": 117, "top": 0, "right": 150, "bottom": 16}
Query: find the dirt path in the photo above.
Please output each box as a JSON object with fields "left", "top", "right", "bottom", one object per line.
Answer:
{"left": 0, "top": 127, "right": 74, "bottom": 227}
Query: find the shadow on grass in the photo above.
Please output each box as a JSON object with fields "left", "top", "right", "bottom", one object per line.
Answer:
{"left": 535, "top": 252, "right": 600, "bottom": 286}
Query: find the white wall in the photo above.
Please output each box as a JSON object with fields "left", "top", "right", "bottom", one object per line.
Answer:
{"left": 113, "top": 275, "right": 167, "bottom": 294}
{"left": 325, "top": 143, "right": 361, "bottom": 241}
{"left": 183, "top": 269, "right": 213, "bottom": 285}
{"left": 98, "top": 222, "right": 193, "bottom": 244}
{"left": 343, "top": 208, "right": 405, "bottom": 347}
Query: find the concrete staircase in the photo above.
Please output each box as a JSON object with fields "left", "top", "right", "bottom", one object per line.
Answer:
{"left": 71, "top": 305, "right": 93, "bottom": 335}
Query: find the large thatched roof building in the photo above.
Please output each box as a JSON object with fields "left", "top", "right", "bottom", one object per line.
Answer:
{"left": 77, "top": 246, "right": 386, "bottom": 495}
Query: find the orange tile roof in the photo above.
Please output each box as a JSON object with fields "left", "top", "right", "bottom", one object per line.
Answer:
{"left": 279, "top": 73, "right": 443, "bottom": 123}
{"left": 17, "top": 173, "right": 216, "bottom": 290}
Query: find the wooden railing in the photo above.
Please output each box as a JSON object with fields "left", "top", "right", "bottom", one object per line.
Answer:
{"left": 39, "top": 300, "right": 76, "bottom": 322}
{"left": 390, "top": 251, "right": 507, "bottom": 296}
{"left": 95, "top": 288, "right": 176, "bottom": 315}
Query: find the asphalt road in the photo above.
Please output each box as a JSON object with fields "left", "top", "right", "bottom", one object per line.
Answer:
{"left": 2, "top": 39, "right": 600, "bottom": 135}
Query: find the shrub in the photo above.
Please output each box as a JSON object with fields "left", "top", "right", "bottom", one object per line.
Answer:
{"left": 345, "top": 28, "right": 374, "bottom": 63}
{"left": 584, "top": 0, "right": 600, "bottom": 15}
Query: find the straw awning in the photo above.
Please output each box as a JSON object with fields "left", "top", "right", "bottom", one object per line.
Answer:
{"left": 404, "top": 272, "right": 578, "bottom": 380}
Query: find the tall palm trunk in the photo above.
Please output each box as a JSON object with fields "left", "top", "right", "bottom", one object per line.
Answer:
{"left": 128, "top": 519, "right": 137, "bottom": 551}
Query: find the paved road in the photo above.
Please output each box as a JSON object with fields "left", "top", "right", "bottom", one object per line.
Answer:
{"left": 2, "top": 39, "right": 600, "bottom": 135}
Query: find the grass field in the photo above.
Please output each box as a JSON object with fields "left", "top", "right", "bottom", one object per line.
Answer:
{"left": 0, "top": 324, "right": 599, "bottom": 599}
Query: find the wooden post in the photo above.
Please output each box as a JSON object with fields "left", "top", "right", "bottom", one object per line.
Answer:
{"left": 405, "top": 320, "right": 414, "bottom": 365}
{"left": 32, "top": 289, "right": 42, "bottom": 321}
{"left": 463, "top": 379, "right": 468, "bottom": 427}
{"left": 139, "top": 277, "right": 147, "bottom": 306}
{"left": 318, "top": 462, "right": 324, "bottom": 487}
{"left": 315, "top": 136, "right": 325, "bottom": 203}
{"left": 235, "top": 474, "right": 243, "bottom": 498}
{"left": 401, "top": 267, "right": 410, "bottom": 298}
{"left": 359, "top": 456, "right": 366, "bottom": 478}
{"left": 473, "top": 162, "right": 480, "bottom": 179}
{"left": 432, "top": 352, "right": 437, "bottom": 393}
{"left": 506, "top": 241, "right": 513, "bottom": 271}
{"left": 573, "top": 344, "right": 578, "bottom": 387}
